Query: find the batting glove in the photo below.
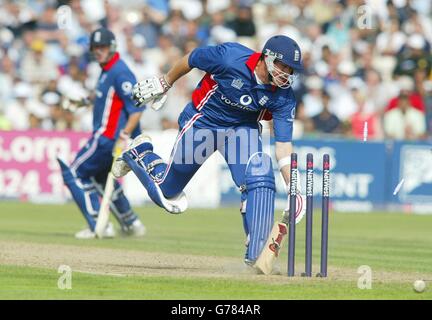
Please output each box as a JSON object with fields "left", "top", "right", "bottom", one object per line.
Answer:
{"left": 61, "top": 96, "right": 91, "bottom": 112}
{"left": 282, "top": 189, "right": 306, "bottom": 225}
{"left": 132, "top": 75, "right": 171, "bottom": 110}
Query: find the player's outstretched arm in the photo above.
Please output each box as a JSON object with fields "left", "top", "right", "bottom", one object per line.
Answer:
{"left": 165, "top": 53, "right": 192, "bottom": 86}
{"left": 132, "top": 53, "right": 192, "bottom": 110}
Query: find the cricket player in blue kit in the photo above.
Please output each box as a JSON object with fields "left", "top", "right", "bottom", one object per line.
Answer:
{"left": 113, "top": 35, "right": 303, "bottom": 268}
{"left": 58, "top": 28, "right": 146, "bottom": 239}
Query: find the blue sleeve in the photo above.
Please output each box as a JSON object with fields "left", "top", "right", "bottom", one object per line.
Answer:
{"left": 188, "top": 44, "right": 228, "bottom": 75}
{"left": 271, "top": 98, "right": 296, "bottom": 142}
{"left": 114, "top": 71, "right": 143, "bottom": 115}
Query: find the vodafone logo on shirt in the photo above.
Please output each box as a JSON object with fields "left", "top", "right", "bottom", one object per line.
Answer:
{"left": 220, "top": 94, "right": 254, "bottom": 111}
{"left": 240, "top": 95, "right": 252, "bottom": 105}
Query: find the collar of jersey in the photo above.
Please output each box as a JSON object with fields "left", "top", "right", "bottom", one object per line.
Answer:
{"left": 245, "top": 52, "right": 277, "bottom": 92}
{"left": 246, "top": 52, "right": 261, "bottom": 72}
{"left": 102, "top": 52, "right": 120, "bottom": 71}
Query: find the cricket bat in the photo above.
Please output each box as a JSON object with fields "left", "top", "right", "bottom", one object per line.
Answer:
{"left": 254, "top": 192, "right": 305, "bottom": 275}
{"left": 95, "top": 142, "right": 123, "bottom": 238}
{"left": 254, "top": 214, "right": 289, "bottom": 275}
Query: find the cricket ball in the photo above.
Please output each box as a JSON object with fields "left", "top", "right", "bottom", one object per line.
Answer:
{"left": 413, "top": 280, "right": 426, "bottom": 293}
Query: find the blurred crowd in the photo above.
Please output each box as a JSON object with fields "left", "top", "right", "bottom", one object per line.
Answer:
{"left": 0, "top": 0, "right": 432, "bottom": 141}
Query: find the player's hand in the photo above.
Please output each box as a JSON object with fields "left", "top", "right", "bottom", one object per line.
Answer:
{"left": 132, "top": 75, "right": 171, "bottom": 110}
{"left": 117, "top": 130, "right": 131, "bottom": 152}
{"left": 282, "top": 189, "right": 306, "bottom": 225}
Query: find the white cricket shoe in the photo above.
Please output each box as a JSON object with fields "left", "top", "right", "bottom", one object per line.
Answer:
{"left": 123, "top": 219, "right": 147, "bottom": 237}
{"left": 112, "top": 134, "right": 152, "bottom": 178}
{"left": 75, "top": 222, "right": 116, "bottom": 239}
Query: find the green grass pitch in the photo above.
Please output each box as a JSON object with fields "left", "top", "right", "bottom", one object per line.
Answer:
{"left": 0, "top": 201, "right": 431, "bottom": 299}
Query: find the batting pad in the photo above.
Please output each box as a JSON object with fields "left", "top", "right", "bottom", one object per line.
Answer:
{"left": 244, "top": 152, "right": 276, "bottom": 262}
{"left": 57, "top": 158, "right": 98, "bottom": 230}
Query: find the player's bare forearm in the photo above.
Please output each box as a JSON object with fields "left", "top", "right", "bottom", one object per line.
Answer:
{"left": 165, "top": 53, "right": 192, "bottom": 86}
{"left": 275, "top": 141, "right": 293, "bottom": 186}
{"left": 122, "top": 112, "right": 142, "bottom": 136}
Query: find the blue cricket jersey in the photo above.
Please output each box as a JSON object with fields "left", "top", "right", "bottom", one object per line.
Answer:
{"left": 188, "top": 42, "right": 297, "bottom": 142}
{"left": 93, "top": 53, "right": 142, "bottom": 140}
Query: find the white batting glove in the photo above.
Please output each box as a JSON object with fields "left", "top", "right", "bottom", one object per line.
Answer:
{"left": 282, "top": 189, "right": 306, "bottom": 225}
{"left": 132, "top": 75, "right": 171, "bottom": 110}
{"left": 61, "top": 96, "right": 91, "bottom": 112}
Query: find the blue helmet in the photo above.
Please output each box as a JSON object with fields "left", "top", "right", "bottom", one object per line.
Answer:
{"left": 262, "top": 35, "right": 303, "bottom": 88}
{"left": 262, "top": 35, "right": 303, "bottom": 72}
{"left": 90, "top": 27, "right": 116, "bottom": 53}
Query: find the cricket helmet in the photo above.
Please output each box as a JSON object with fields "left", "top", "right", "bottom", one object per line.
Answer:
{"left": 89, "top": 27, "right": 117, "bottom": 53}
{"left": 262, "top": 35, "right": 303, "bottom": 88}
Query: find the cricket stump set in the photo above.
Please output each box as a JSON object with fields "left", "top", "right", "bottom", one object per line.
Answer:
{"left": 287, "top": 153, "right": 330, "bottom": 277}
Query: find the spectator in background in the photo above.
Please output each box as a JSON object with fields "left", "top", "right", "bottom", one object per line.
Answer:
{"left": 355, "top": 46, "right": 376, "bottom": 80}
{"left": 209, "top": 24, "right": 237, "bottom": 45}
{"left": 40, "top": 90, "right": 67, "bottom": 131}
{"left": 291, "top": 0, "right": 316, "bottom": 35}
{"left": 123, "top": 34, "right": 159, "bottom": 78}
{"left": 162, "top": 9, "right": 187, "bottom": 49}
{"left": 423, "top": 80, "right": 432, "bottom": 137}
{"left": 60, "top": 0, "right": 91, "bottom": 45}
{"left": 307, "top": 0, "right": 337, "bottom": 26}
{"left": 302, "top": 75, "right": 324, "bottom": 117}
{"left": 134, "top": 6, "right": 165, "bottom": 49}
{"left": 63, "top": 108, "right": 77, "bottom": 131}
{"left": 57, "top": 60, "right": 88, "bottom": 104}
{"left": 20, "top": 39, "right": 59, "bottom": 84}
{"left": 305, "top": 23, "right": 332, "bottom": 67}
{"left": 386, "top": 76, "right": 425, "bottom": 113}
{"left": 36, "top": 5, "right": 64, "bottom": 43}
{"left": 320, "top": 47, "right": 339, "bottom": 85}
{"left": 311, "top": 90, "right": 341, "bottom": 135}
{"left": 327, "top": 60, "right": 358, "bottom": 121}
{"left": 401, "top": 6, "right": 432, "bottom": 45}
{"left": 0, "top": 49, "right": 14, "bottom": 130}
{"left": 5, "top": 82, "right": 33, "bottom": 130}
{"left": 258, "top": 4, "right": 301, "bottom": 49}
{"left": 376, "top": 18, "right": 407, "bottom": 56}
{"left": 41, "top": 79, "right": 61, "bottom": 99}
{"left": 146, "top": 0, "right": 170, "bottom": 19}
{"left": 364, "top": 69, "right": 396, "bottom": 115}
{"left": 384, "top": 93, "right": 426, "bottom": 140}
{"left": 145, "top": 34, "right": 182, "bottom": 74}
{"left": 63, "top": 44, "right": 87, "bottom": 74}
{"left": 292, "top": 101, "right": 313, "bottom": 139}
{"left": 394, "top": 33, "right": 432, "bottom": 78}
{"left": 325, "top": 2, "right": 351, "bottom": 55}
{"left": 414, "top": 68, "right": 428, "bottom": 98}
{"left": 350, "top": 85, "right": 383, "bottom": 141}
{"left": 206, "top": 10, "right": 237, "bottom": 46}
{"left": 227, "top": 4, "right": 256, "bottom": 37}
{"left": 183, "top": 20, "right": 201, "bottom": 45}
{"left": 0, "top": 53, "right": 15, "bottom": 103}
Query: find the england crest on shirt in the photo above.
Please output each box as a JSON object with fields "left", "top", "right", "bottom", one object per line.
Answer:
{"left": 231, "top": 78, "right": 244, "bottom": 90}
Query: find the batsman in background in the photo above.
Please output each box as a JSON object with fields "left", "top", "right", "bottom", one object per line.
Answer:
{"left": 114, "top": 35, "right": 303, "bottom": 267}
{"left": 58, "top": 28, "right": 146, "bottom": 239}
